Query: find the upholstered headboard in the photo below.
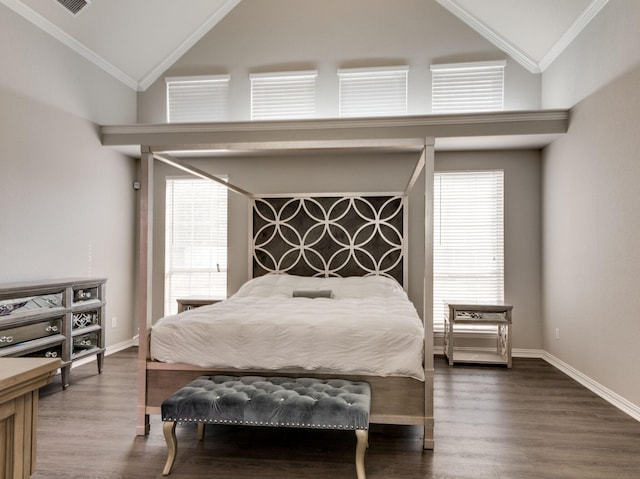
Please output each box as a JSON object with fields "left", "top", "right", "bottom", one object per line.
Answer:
{"left": 251, "top": 194, "right": 406, "bottom": 285}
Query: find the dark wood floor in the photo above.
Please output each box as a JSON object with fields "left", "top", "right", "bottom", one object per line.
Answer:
{"left": 32, "top": 348, "right": 640, "bottom": 479}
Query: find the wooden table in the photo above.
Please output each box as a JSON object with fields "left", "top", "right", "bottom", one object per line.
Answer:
{"left": 0, "top": 357, "right": 60, "bottom": 479}
{"left": 444, "top": 303, "right": 513, "bottom": 368}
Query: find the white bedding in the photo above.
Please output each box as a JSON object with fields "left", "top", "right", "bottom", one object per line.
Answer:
{"left": 150, "top": 274, "right": 425, "bottom": 380}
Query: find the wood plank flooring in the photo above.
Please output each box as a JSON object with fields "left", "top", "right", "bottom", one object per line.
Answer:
{"left": 32, "top": 348, "right": 640, "bottom": 479}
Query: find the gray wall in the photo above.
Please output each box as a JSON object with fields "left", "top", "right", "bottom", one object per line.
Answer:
{"left": 435, "top": 150, "right": 543, "bottom": 351}
{"left": 150, "top": 149, "right": 544, "bottom": 353}
{"left": 0, "top": 4, "right": 138, "bottom": 347}
{"left": 542, "top": 0, "right": 640, "bottom": 109}
{"left": 5, "top": 0, "right": 638, "bottom": 415}
{"left": 137, "top": 0, "right": 540, "bottom": 123}
{"left": 542, "top": 2, "right": 640, "bottom": 407}
{"left": 139, "top": 0, "right": 546, "bottom": 353}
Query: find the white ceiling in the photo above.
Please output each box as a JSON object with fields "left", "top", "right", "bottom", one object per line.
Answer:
{"left": 436, "top": 0, "right": 609, "bottom": 72}
{"left": 1, "top": 0, "right": 241, "bottom": 90}
{"left": 1, "top": 0, "right": 608, "bottom": 91}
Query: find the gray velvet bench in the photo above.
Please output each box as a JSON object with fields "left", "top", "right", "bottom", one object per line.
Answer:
{"left": 161, "top": 375, "right": 371, "bottom": 478}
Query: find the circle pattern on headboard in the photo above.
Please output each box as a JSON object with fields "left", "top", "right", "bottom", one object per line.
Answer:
{"left": 252, "top": 195, "right": 404, "bottom": 284}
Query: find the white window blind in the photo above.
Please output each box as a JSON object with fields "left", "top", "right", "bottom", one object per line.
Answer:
{"left": 166, "top": 75, "right": 230, "bottom": 123}
{"left": 250, "top": 71, "right": 317, "bottom": 120}
{"left": 431, "top": 61, "right": 506, "bottom": 113}
{"left": 433, "top": 170, "right": 504, "bottom": 331}
{"left": 338, "top": 67, "right": 408, "bottom": 118}
{"left": 165, "top": 177, "right": 228, "bottom": 315}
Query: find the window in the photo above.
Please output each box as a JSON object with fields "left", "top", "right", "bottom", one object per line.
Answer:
{"left": 338, "top": 66, "right": 408, "bottom": 117}
{"left": 166, "top": 75, "right": 230, "bottom": 122}
{"left": 250, "top": 70, "right": 317, "bottom": 120}
{"left": 165, "top": 178, "right": 228, "bottom": 315}
{"left": 431, "top": 61, "right": 506, "bottom": 113}
{"left": 433, "top": 170, "right": 504, "bottom": 331}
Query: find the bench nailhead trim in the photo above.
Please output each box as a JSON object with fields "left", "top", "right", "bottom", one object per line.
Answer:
{"left": 164, "top": 417, "right": 368, "bottom": 430}
{"left": 161, "top": 375, "right": 371, "bottom": 432}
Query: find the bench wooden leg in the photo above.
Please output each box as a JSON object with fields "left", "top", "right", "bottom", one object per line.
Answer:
{"left": 197, "top": 422, "right": 205, "bottom": 441}
{"left": 162, "top": 421, "right": 177, "bottom": 476}
{"left": 355, "top": 429, "right": 368, "bottom": 479}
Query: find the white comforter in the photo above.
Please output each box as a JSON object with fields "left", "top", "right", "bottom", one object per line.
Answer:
{"left": 150, "top": 274, "right": 425, "bottom": 380}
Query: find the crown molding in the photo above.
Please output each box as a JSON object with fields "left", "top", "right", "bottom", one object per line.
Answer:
{"left": 0, "top": 0, "right": 138, "bottom": 89}
{"left": 137, "top": 0, "right": 242, "bottom": 91}
{"left": 101, "top": 110, "right": 569, "bottom": 136}
{"left": 435, "top": 0, "right": 541, "bottom": 74}
{"left": 100, "top": 110, "right": 568, "bottom": 158}
{"left": 539, "top": 0, "right": 609, "bottom": 71}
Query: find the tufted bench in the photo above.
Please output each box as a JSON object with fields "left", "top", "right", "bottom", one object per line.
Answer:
{"left": 161, "top": 375, "right": 371, "bottom": 478}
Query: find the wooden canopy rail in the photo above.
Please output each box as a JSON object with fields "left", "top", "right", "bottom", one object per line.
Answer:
{"left": 101, "top": 111, "right": 569, "bottom": 452}
{"left": 154, "top": 153, "right": 255, "bottom": 199}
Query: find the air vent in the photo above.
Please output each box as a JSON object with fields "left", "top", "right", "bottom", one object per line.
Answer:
{"left": 55, "top": 0, "right": 90, "bottom": 16}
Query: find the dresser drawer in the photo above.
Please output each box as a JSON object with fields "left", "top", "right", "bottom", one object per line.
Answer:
{"left": 73, "top": 332, "right": 98, "bottom": 354}
{"left": 24, "top": 344, "right": 63, "bottom": 359}
{"left": 72, "top": 309, "right": 100, "bottom": 330}
{"left": 0, "top": 318, "right": 62, "bottom": 348}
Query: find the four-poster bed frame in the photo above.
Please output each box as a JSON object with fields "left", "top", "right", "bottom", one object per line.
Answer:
{"left": 100, "top": 111, "right": 570, "bottom": 451}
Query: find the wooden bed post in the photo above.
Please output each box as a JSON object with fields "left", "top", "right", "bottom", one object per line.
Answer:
{"left": 423, "top": 140, "right": 435, "bottom": 450}
{"left": 136, "top": 147, "right": 154, "bottom": 435}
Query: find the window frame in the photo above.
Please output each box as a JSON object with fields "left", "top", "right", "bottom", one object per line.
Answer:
{"left": 430, "top": 60, "right": 506, "bottom": 113}
{"left": 432, "top": 169, "right": 505, "bottom": 333}
{"left": 338, "top": 66, "right": 409, "bottom": 118}
{"left": 164, "top": 176, "right": 228, "bottom": 316}
{"left": 165, "top": 74, "right": 230, "bottom": 123}
{"left": 250, "top": 70, "right": 318, "bottom": 120}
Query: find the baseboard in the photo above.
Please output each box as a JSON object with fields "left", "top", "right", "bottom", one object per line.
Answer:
{"left": 106, "top": 338, "right": 138, "bottom": 355}
{"left": 71, "top": 338, "right": 137, "bottom": 369}
{"left": 541, "top": 351, "right": 640, "bottom": 422}
{"left": 433, "top": 346, "right": 639, "bottom": 421}
{"left": 513, "top": 348, "right": 544, "bottom": 358}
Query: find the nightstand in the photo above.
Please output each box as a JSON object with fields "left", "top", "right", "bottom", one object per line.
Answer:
{"left": 176, "top": 297, "right": 222, "bottom": 313}
{"left": 444, "top": 303, "right": 513, "bottom": 367}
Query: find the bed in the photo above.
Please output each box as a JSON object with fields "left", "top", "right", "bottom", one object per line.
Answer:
{"left": 139, "top": 189, "right": 434, "bottom": 450}
{"left": 117, "top": 118, "right": 437, "bottom": 449}
{"left": 150, "top": 274, "right": 425, "bottom": 380}
{"left": 144, "top": 283, "right": 432, "bottom": 448}
{"left": 102, "top": 110, "right": 569, "bottom": 452}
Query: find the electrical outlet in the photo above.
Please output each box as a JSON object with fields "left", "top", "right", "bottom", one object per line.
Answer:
{"left": 555, "top": 328, "right": 560, "bottom": 339}
{"left": 111, "top": 317, "right": 118, "bottom": 329}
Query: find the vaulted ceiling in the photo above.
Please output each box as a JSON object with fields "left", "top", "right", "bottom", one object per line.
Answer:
{"left": 1, "top": 0, "right": 608, "bottom": 91}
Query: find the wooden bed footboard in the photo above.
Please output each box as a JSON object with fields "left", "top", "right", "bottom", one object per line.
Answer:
{"left": 139, "top": 361, "right": 434, "bottom": 449}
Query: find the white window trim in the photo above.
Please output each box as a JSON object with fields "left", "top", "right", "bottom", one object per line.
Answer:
{"left": 430, "top": 60, "right": 506, "bottom": 73}
{"left": 337, "top": 65, "right": 410, "bottom": 75}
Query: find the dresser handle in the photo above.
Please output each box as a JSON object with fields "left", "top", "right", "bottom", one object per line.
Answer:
{"left": 46, "top": 325, "right": 59, "bottom": 332}
{"left": 0, "top": 336, "right": 14, "bottom": 343}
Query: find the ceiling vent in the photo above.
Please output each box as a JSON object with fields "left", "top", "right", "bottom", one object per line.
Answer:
{"left": 55, "top": 0, "right": 90, "bottom": 16}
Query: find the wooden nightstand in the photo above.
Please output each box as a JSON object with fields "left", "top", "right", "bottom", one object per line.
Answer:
{"left": 444, "top": 303, "right": 513, "bottom": 368}
{"left": 176, "top": 297, "right": 223, "bottom": 313}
